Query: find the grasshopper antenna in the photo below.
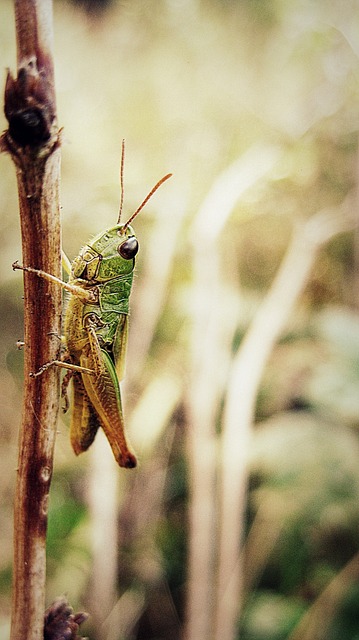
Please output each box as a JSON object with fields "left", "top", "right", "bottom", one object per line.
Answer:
{"left": 122, "top": 172, "right": 172, "bottom": 232}
{"left": 117, "top": 139, "right": 125, "bottom": 223}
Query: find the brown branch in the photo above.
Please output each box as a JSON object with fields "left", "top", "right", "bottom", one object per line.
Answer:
{"left": 1, "top": 1, "right": 63, "bottom": 638}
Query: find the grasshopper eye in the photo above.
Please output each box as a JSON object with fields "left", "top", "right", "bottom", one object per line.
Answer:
{"left": 118, "top": 236, "right": 138, "bottom": 259}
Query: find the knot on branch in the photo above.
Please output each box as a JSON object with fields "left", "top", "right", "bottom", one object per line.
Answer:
{"left": 44, "top": 596, "right": 89, "bottom": 640}
{"left": 2, "top": 57, "right": 57, "bottom": 153}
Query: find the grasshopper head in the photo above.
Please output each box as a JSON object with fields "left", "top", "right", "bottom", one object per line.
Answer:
{"left": 71, "top": 146, "right": 171, "bottom": 284}
{"left": 72, "top": 224, "right": 138, "bottom": 282}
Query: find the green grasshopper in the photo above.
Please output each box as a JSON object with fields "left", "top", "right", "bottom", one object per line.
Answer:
{"left": 14, "top": 143, "right": 171, "bottom": 468}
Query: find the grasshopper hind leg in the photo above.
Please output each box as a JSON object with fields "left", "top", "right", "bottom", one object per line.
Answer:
{"left": 80, "top": 346, "right": 137, "bottom": 469}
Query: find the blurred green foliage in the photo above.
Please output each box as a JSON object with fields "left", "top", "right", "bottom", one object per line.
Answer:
{"left": 0, "top": 0, "right": 359, "bottom": 638}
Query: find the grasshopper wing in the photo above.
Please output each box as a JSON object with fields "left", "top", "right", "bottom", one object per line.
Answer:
{"left": 113, "top": 313, "right": 129, "bottom": 381}
{"left": 70, "top": 373, "right": 100, "bottom": 456}
{"left": 80, "top": 325, "right": 137, "bottom": 468}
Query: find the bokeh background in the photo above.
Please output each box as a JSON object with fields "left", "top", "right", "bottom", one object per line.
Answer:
{"left": 1, "top": 0, "right": 359, "bottom": 639}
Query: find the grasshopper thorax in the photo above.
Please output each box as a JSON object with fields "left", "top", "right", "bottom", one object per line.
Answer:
{"left": 72, "top": 224, "right": 138, "bottom": 283}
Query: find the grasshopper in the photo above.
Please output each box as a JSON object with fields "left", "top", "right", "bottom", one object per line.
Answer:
{"left": 14, "top": 143, "right": 171, "bottom": 468}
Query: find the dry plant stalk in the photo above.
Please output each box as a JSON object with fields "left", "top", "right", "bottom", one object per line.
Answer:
{"left": 184, "top": 147, "right": 355, "bottom": 640}
{"left": 214, "top": 203, "right": 355, "bottom": 640}
{"left": 1, "top": 1, "right": 62, "bottom": 638}
{"left": 287, "top": 549, "right": 359, "bottom": 640}
{"left": 184, "top": 146, "right": 280, "bottom": 640}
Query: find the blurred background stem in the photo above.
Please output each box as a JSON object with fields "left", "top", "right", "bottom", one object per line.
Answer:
{"left": 184, "top": 146, "right": 280, "bottom": 640}
{"left": 215, "top": 201, "right": 355, "bottom": 640}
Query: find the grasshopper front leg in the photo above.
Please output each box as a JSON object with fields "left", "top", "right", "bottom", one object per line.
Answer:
{"left": 13, "top": 258, "right": 96, "bottom": 376}
{"left": 29, "top": 359, "right": 94, "bottom": 378}
{"left": 13, "top": 259, "right": 100, "bottom": 441}
{"left": 12, "top": 261, "right": 98, "bottom": 304}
